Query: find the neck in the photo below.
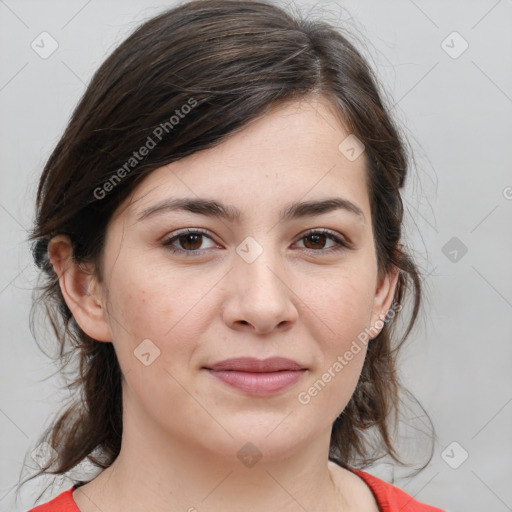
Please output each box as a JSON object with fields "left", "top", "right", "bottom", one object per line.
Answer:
{"left": 73, "top": 393, "right": 352, "bottom": 512}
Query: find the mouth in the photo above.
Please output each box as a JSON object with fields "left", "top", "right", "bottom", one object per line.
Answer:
{"left": 203, "top": 357, "right": 307, "bottom": 396}
{"left": 204, "top": 356, "right": 306, "bottom": 372}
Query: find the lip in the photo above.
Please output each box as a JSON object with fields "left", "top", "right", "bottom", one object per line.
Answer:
{"left": 203, "top": 357, "right": 307, "bottom": 396}
{"left": 206, "top": 357, "right": 305, "bottom": 372}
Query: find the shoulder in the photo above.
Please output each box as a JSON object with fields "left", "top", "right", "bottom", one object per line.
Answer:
{"left": 27, "top": 486, "right": 79, "bottom": 512}
{"left": 348, "top": 467, "right": 447, "bottom": 512}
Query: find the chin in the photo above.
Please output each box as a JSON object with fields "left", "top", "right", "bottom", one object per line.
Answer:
{"left": 223, "top": 421, "right": 312, "bottom": 461}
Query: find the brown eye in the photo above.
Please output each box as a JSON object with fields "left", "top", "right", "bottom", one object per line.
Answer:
{"left": 295, "top": 229, "right": 348, "bottom": 254}
{"left": 177, "top": 233, "right": 203, "bottom": 251}
{"left": 162, "top": 229, "right": 217, "bottom": 256}
{"left": 303, "top": 233, "right": 328, "bottom": 250}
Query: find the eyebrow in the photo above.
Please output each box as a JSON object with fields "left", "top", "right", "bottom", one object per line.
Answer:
{"left": 136, "top": 196, "right": 365, "bottom": 224}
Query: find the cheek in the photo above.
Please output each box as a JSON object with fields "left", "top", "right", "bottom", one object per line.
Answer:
{"left": 103, "top": 271, "right": 199, "bottom": 411}
{"left": 306, "top": 265, "right": 376, "bottom": 344}
{"left": 104, "top": 262, "right": 217, "bottom": 367}
{"left": 296, "top": 268, "right": 375, "bottom": 417}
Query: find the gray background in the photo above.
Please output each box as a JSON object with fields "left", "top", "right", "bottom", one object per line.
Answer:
{"left": 1, "top": 1, "right": 511, "bottom": 511}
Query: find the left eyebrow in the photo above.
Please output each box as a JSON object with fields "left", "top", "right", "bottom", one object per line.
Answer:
{"left": 136, "top": 196, "right": 366, "bottom": 224}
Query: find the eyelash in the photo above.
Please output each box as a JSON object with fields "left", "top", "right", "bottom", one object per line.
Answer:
{"left": 161, "top": 228, "right": 350, "bottom": 257}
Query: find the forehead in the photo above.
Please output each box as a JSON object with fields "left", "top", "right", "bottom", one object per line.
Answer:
{"left": 120, "top": 95, "right": 370, "bottom": 223}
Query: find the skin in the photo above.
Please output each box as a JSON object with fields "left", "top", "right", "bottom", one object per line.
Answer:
{"left": 48, "top": 94, "right": 398, "bottom": 512}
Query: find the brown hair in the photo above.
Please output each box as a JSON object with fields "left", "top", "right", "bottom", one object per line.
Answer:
{"left": 20, "top": 0, "right": 434, "bottom": 502}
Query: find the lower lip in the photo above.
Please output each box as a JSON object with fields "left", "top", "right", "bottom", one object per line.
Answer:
{"left": 205, "top": 369, "right": 306, "bottom": 396}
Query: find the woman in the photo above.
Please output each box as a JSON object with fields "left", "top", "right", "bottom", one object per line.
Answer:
{"left": 21, "top": 0, "right": 446, "bottom": 510}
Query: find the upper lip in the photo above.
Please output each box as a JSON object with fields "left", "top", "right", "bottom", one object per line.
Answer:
{"left": 205, "top": 357, "right": 306, "bottom": 372}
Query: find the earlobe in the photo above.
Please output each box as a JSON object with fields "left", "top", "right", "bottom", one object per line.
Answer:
{"left": 48, "top": 235, "right": 112, "bottom": 342}
{"left": 369, "top": 264, "right": 400, "bottom": 337}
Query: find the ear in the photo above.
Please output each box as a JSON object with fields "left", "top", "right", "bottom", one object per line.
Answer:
{"left": 369, "top": 263, "right": 400, "bottom": 339}
{"left": 47, "top": 235, "right": 112, "bottom": 342}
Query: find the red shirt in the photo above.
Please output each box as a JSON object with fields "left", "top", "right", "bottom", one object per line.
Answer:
{"left": 27, "top": 466, "right": 446, "bottom": 511}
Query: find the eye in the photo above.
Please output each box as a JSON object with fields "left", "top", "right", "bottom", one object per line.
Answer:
{"left": 161, "top": 228, "right": 350, "bottom": 257}
{"left": 294, "top": 229, "right": 349, "bottom": 254}
{"left": 162, "top": 228, "right": 218, "bottom": 256}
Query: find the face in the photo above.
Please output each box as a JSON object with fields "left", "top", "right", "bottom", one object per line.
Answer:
{"left": 53, "top": 94, "right": 397, "bottom": 464}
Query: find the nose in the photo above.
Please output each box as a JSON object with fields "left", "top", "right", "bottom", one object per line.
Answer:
{"left": 221, "top": 245, "right": 298, "bottom": 335}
